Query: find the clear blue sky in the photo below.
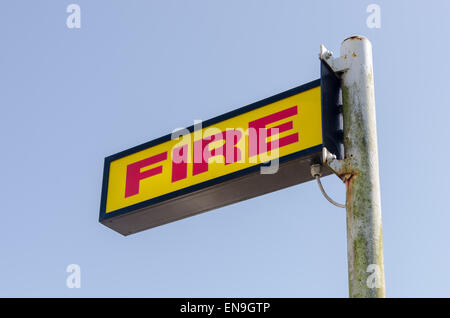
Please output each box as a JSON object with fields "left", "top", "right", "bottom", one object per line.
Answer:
{"left": 1, "top": 0, "right": 449, "bottom": 297}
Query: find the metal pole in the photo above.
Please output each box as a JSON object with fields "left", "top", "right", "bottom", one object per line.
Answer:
{"left": 321, "top": 36, "right": 385, "bottom": 297}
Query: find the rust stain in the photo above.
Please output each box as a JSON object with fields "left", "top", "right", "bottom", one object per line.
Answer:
{"left": 343, "top": 173, "right": 358, "bottom": 211}
{"left": 345, "top": 35, "right": 365, "bottom": 42}
{"left": 343, "top": 172, "right": 357, "bottom": 188}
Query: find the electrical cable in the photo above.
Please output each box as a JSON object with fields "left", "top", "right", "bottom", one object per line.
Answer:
{"left": 310, "top": 164, "right": 346, "bottom": 209}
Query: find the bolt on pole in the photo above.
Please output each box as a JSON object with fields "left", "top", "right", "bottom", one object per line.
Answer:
{"left": 321, "top": 36, "right": 386, "bottom": 297}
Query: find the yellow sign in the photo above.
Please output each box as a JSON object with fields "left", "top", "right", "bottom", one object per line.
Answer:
{"left": 100, "top": 80, "right": 323, "bottom": 235}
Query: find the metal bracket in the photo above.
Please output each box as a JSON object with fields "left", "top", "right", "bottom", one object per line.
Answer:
{"left": 322, "top": 147, "right": 353, "bottom": 182}
{"left": 320, "top": 45, "right": 354, "bottom": 183}
{"left": 319, "top": 45, "right": 349, "bottom": 74}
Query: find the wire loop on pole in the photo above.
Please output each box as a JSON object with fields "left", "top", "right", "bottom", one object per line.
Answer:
{"left": 310, "top": 164, "right": 346, "bottom": 209}
{"left": 314, "top": 175, "right": 346, "bottom": 209}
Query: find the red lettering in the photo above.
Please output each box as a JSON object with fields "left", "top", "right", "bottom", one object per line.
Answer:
{"left": 248, "top": 106, "right": 299, "bottom": 157}
{"left": 124, "top": 152, "right": 167, "bottom": 198}
{"left": 171, "top": 144, "right": 188, "bottom": 183}
{"left": 193, "top": 130, "right": 242, "bottom": 176}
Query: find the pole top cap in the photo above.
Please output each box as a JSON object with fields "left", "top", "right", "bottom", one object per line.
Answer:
{"left": 342, "top": 35, "right": 368, "bottom": 43}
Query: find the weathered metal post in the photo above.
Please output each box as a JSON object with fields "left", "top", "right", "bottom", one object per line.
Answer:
{"left": 321, "top": 36, "right": 386, "bottom": 297}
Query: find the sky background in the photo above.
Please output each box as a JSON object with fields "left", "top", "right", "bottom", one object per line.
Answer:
{"left": 1, "top": 0, "right": 449, "bottom": 297}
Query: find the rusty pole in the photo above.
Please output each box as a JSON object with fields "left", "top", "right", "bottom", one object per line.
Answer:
{"left": 320, "top": 36, "right": 386, "bottom": 297}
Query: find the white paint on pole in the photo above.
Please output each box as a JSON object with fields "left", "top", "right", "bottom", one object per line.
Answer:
{"left": 321, "top": 36, "right": 386, "bottom": 298}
